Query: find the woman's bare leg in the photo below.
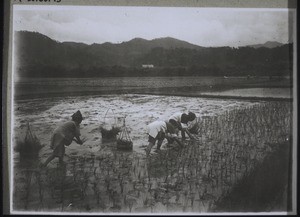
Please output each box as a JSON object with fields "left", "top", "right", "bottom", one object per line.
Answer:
{"left": 156, "top": 140, "right": 163, "bottom": 151}
{"left": 146, "top": 142, "right": 155, "bottom": 156}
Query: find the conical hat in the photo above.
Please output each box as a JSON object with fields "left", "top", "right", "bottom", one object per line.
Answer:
{"left": 71, "top": 110, "right": 83, "bottom": 121}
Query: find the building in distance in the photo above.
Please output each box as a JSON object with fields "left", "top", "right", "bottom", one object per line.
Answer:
{"left": 142, "top": 64, "right": 154, "bottom": 68}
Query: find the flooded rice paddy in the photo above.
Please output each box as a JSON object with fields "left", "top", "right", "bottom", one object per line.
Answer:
{"left": 12, "top": 94, "right": 292, "bottom": 213}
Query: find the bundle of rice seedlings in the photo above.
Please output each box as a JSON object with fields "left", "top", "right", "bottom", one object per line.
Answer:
{"left": 15, "top": 123, "right": 42, "bottom": 161}
{"left": 100, "top": 126, "right": 121, "bottom": 140}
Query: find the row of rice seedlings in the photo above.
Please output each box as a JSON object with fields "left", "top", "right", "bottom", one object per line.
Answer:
{"left": 15, "top": 151, "right": 133, "bottom": 211}
{"left": 144, "top": 102, "right": 293, "bottom": 212}
{"left": 197, "top": 102, "right": 291, "bottom": 145}
{"left": 193, "top": 102, "right": 291, "bottom": 210}
{"left": 35, "top": 142, "right": 214, "bottom": 211}
{"left": 21, "top": 169, "right": 34, "bottom": 210}
{"left": 16, "top": 167, "right": 52, "bottom": 211}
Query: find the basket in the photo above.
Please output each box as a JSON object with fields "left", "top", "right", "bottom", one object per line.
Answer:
{"left": 100, "top": 109, "right": 121, "bottom": 141}
{"left": 116, "top": 139, "right": 133, "bottom": 150}
{"left": 116, "top": 117, "right": 133, "bottom": 151}
{"left": 100, "top": 126, "right": 121, "bottom": 140}
{"left": 15, "top": 122, "right": 42, "bottom": 161}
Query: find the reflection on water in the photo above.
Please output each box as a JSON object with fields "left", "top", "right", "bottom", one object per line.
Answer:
{"left": 14, "top": 76, "right": 291, "bottom": 99}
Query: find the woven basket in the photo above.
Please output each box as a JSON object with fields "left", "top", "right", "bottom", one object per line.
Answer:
{"left": 116, "top": 139, "right": 133, "bottom": 150}
{"left": 116, "top": 116, "right": 133, "bottom": 150}
{"left": 100, "top": 109, "right": 121, "bottom": 140}
{"left": 100, "top": 126, "right": 121, "bottom": 140}
{"left": 15, "top": 123, "right": 42, "bottom": 161}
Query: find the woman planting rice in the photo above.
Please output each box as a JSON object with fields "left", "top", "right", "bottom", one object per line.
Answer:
{"left": 168, "top": 112, "right": 197, "bottom": 140}
{"left": 41, "top": 110, "right": 86, "bottom": 167}
{"left": 145, "top": 120, "right": 182, "bottom": 156}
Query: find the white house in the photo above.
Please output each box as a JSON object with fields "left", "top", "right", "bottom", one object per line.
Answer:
{"left": 142, "top": 64, "right": 154, "bottom": 68}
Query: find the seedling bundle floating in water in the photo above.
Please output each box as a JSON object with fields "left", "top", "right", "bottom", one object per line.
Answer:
{"left": 100, "top": 109, "right": 121, "bottom": 141}
{"left": 116, "top": 116, "right": 133, "bottom": 151}
{"left": 15, "top": 122, "right": 42, "bottom": 161}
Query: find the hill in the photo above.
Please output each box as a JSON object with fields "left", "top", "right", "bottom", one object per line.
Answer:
{"left": 14, "top": 31, "right": 293, "bottom": 78}
{"left": 246, "top": 41, "right": 284, "bottom": 49}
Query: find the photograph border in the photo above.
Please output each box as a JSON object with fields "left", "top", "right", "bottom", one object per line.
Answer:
{"left": 2, "top": 0, "right": 298, "bottom": 215}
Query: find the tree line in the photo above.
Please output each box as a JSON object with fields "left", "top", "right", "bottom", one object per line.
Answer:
{"left": 15, "top": 31, "right": 293, "bottom": 78}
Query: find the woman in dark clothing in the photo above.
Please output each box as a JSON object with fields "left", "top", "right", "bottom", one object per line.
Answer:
{"left": 42, "top": 110, "right": 86, "bottom": 167}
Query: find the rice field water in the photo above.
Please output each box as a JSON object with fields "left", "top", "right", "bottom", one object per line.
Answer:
{"left": 12, "top": 99, "right": 292, "bottom": 213}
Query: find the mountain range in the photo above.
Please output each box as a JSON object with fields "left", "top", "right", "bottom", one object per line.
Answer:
{"left": 14, "top": 31, "right": 293, "bottom": 78}
{"left": 247, "top": 41, "right": 284, "bottom": 49}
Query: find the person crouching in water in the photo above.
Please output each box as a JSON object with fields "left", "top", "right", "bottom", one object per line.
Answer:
{"left": 145, "top": 120, "right": 182, "bottom": 156}
{"left": 42, "top": 110, "right": 86, "bottom": 167}
{"left": 169, "top": 112, "right": 196, "bottom": 140}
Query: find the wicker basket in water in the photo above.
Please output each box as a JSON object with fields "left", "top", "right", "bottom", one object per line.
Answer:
{"left": 100, "top": 126, "right": 121, "bottom": 140}
{"left": 116, "top": 139, "right": 133, "bottom": 150}
{"left": 100, "top": 109, "right": 121, "bottom": 141}
{"left": 15, "top": 123, "right": 42, "bottom": 161}
{"left": 116, "top": 116, "right": 133, "bottom": 151}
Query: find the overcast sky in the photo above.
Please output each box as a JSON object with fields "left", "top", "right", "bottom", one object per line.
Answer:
{"left": 13, "top": 5, "right": 295, "bottom": 47}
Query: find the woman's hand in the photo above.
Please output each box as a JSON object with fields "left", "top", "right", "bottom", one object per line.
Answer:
{"left": 80, "top": 137, "right": 87, "bottom": 145}
{"left": 73, "top": 137, "right": 87, "bottom": 145}
{"left": 184, "top": 129, "right": 197, "bottom": 140}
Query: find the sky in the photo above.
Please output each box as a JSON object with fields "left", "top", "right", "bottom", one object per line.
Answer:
{"left": 13, "top": 5, "right": 295, "bottom": 47}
